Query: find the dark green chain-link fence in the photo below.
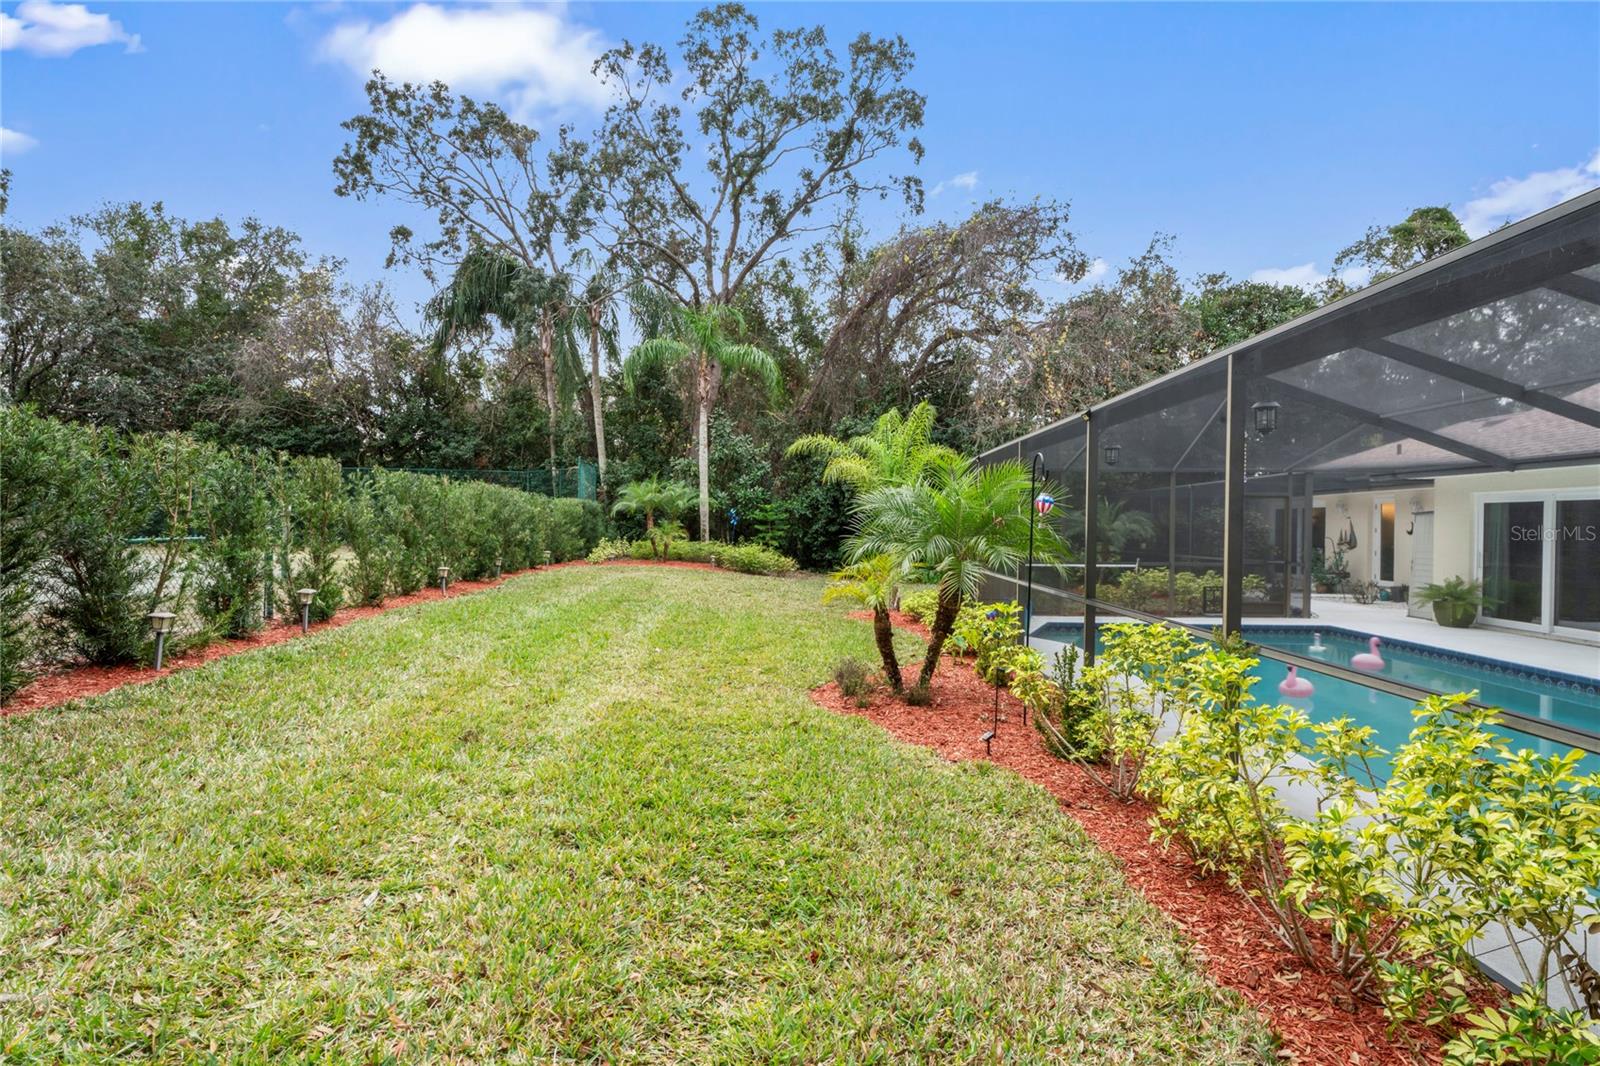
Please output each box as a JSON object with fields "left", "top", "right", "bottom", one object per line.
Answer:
{"left": 341, "top": 462, "right": 598, "bottom": 500}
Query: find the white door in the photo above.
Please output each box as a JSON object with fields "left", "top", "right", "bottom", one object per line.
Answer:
{"left": 1407, "top": 512, "right": 1434, "bottom": 618}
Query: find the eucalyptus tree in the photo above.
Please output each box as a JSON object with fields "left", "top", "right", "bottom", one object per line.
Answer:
{"left": 564, "top": 3, "right": 925, "bottom": 307}
{"left": 850, "top": 453, "right": 1070, "bottom": 690}
{"left": 624, "top": 292, "right": 780, "bottom": 538}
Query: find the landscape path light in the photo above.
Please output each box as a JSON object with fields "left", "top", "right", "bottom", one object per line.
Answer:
{"left": 494, "top": 556, "right": 503, "bottom": 580}
{"left": 147, "top": 611, "right": 176, "bottom": 670}
{"left": 542, "top": 550, "right": 553, "bottom": 567}
{"left": 438, "top": 566, "right": 451, "bottom": 594}
{"left": 296, "top": 588, "right": 317, "bottom": 633}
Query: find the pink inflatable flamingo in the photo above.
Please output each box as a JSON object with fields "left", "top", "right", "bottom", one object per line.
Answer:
{"left": 1278, "top": 665, "right": 1315, "bottom": 698}
{"left": 1351, "top": 637, "right": 1385, "bottom": 672}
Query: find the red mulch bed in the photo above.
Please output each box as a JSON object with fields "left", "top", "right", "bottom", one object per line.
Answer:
{"left": 819, "top": 612, "right": 1448, "bottom": 1066}
{"left": 3, "top": 559, "right": 721, "bottom": 717}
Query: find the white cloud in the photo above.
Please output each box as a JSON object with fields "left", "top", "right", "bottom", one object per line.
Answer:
{"left": 1250, "top": 262, "right": 1326, "bottom": 289}
{"left": 0, "top": 0, "right": 141, "bottom": 57}
{"left": 930, "top": 170, "right": 979, "bottom": 197}
{"left": 0, "top": 127, "right": 40, "bottom": 156}
{"left": 318, "top": 4, "right": 610, "bottom": 115}
{"left": 1082, "top": 257, "right": 1108, "bottom": 283}
{"left": 1459, "top": 150, "right": 1600, "bottom": 237}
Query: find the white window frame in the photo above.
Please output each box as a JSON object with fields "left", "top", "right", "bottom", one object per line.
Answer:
{"left": 1473, "top": 488, "right": 1600, "bottom": 641}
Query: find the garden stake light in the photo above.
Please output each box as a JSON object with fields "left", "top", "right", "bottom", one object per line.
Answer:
{"left": 147, "top": 611, "right": 176, "bottom": 670}
{"left": 1025, "top": 451, "right": 1049, "bottom": 649}
{"left": 981, "top": 729, "right": 995, "bottom": 756}
{"left": 494, "top": 557, "right": 503, "bottom": 580}
{"left": 542, "top": 550, "right": 553, "bottom": 567}
{"left": 438, "top": 566, "right": 451, "bottom": 594}
{"left": 296, "top": 588, "right": 316, "bottom": 633}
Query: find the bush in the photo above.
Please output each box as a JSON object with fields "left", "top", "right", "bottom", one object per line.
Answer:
{"left": 195, "top": 447, "right": 276, "bottom": 636}
{"left": 41, "top": 421, "right": 156, "bottom": 665}
{"left": 587, "top": 538, "right": 633, "bottom": 564}
{"left": 343, "top": 471, "right": 398, "bottom": 607}
{"left": 0, "top": 407, "right": 73, "bottom": 695}
{"left": 1017, "top": 645, "right": 1103, "bottom": 760}
{"left": 901, "top": 587, "right": 940, "bottom": 626}
{"left": 1102, "top": 567, "right": 1169, "bottom": 612}
{"left": 716, "top": 543, "right": 797, "bottom": 575}
{"left": 543, "top": 497, "right": 603, "bottom": 562}
{"left": 833, "top": 657, "right": 874, "bottom": 700}
{"left": 283, "top": 456, "right": 346, "bottom": 622}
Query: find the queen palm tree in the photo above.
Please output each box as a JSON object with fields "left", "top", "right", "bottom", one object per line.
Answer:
{"left": 850, "top": 453, "right": 1071, "bottom": 690}
{"left": 624, "top": 291, "right": 781, "bottom": 539}
{"left": 784, "top": 402, "right": 960, "bottom": 495}
{"left": 822, "top": 553, "right": 907, "bottom": 693}
{"left": 610, "top": 476, "right": 696, "bottom": 532}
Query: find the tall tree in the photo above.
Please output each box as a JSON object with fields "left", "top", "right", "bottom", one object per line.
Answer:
{"left": 1324, "top": 206, "right": 1471, "bottom": 300}
{"left": 624, "top": 294, "right": 781, "bottom": 537}
{"left": 577, "top": 267, "right": 626, "bottom": 491}
{"left": 794, "top": 201, "right": 1084, "bottom": 424}
{"left": 567, "top": 3, "right": 925, "bottom": 308}
{"left": 1188, "top": 275, "right": 1320, "bottom": 353}
{"left": 423, "top": 249, "right": 582, "bottom": 478}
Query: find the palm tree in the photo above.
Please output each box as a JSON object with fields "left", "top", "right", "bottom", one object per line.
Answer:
{"left": 1062, "top": 497, "right": 1158, "bottom": 558}
{"left": 624, "top": 292, "right": 781, "bottom": 539}
{"left": 822, "top": 554, "right": 906, "bottom": 693}
{"left": 577, "top": 268, "right": 626, "bottom": 493}
{"left": 610, "top": 476, "right": 696, "bottom": 532}
{"left": 850, "top": 453, "right": 1071, "bottom": 690}
{"left": 425, "top": 249, "right": 584, "bottom": 480}
{"left": 785, "top": 402, "right": 961, "bottom": 495}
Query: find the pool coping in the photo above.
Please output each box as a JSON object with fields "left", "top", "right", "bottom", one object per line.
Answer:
{"left": 1029, "top": 619, "right": 1600, "bottom": 701}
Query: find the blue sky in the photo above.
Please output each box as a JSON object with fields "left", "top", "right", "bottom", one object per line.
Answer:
{"left": 3, "top": 1, "right": 1597, "bottom": 320}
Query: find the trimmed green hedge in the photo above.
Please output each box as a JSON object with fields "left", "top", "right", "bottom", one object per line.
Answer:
{"left": 0, "top": 409, "right": 602, "bottom": 700}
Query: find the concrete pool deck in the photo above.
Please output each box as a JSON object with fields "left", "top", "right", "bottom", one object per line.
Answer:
{"left": 1026, "top": 595, "right": 1600, "bottom": 681}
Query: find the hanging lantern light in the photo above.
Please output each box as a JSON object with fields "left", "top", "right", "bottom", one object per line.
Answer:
{"left": 1251, "top": 400, "right": 1280, "bottom": 437}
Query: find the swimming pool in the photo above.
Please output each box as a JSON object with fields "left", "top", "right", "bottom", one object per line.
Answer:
{"left": 1029, "top": 621, "right": 1600, "bottom": 768}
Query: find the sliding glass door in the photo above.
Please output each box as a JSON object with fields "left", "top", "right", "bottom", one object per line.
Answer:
{"left": 1478, "top": 491, "right": 1600, "bottom": 637}
{"left": 1554, "top": 498, "right": 1600, "bottom": 634}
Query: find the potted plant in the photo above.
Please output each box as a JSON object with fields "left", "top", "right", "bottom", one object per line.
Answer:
{"left": 1312, "top": 547, "right": 1349, "bottom": 593}
{"left": 1414, "top": 576, "right": 1487, "bottom": 628}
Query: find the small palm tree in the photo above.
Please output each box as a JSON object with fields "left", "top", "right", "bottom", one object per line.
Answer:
{"left": 822, "top": 554, "right": 906, "bottom": 693}
{"left": 1062, "top": 497, "right": 1158, "bottom": 558}
{"left": 851, "top": 453, "right": 1071, "bottom": 690}
{"left": 624, "top": 291, "right": 781, "bottom": 539}
{"left": 786, "top": 402, "right": 960, "bottom": 495}
{"left": 610, "top": 476, "right": 696, "bottom": 532}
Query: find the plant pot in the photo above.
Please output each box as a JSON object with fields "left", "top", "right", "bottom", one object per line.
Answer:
{"left": 1432, "top": 601, "right": 1477, "bottom": 628}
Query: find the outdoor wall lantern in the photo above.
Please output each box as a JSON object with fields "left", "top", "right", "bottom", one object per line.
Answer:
{"left": 147, "top": 611, "right": 176, "bottom": 670}
{"left": 1252, "top": 400, "right": 1280, "bottom": 437}
{"left": 1102, "top": 444, "right": 1121, "bottom": 467}
{"left": 296, "top": 588, "right": 317, "bottom": 633}
{"left": 437, "top": 566, "right": 451, "bottom": 594}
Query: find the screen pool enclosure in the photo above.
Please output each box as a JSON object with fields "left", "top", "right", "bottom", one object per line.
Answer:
{"left": 979, "top": 188, "right": 1600, "bottom": 755}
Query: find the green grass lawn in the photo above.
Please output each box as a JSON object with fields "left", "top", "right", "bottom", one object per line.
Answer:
{"left": 1, "top": 567, "right": 1273, "bottom": 1063}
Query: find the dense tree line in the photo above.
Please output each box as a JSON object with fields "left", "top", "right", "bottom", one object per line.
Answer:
{"left": 0, "top": 3, "right": 1471, "bottom": 566}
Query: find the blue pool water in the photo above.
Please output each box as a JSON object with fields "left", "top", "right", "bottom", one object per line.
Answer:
{"left": 1030, "top": 621, "right": 1600, "bottom": 772}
